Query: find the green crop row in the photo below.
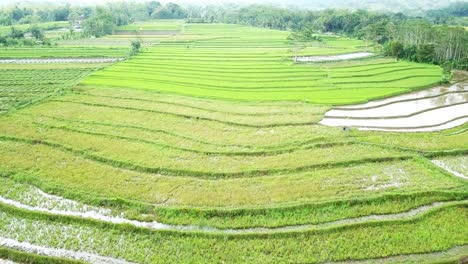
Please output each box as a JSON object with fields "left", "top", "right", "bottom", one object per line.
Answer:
{"left": 82, "top": 36, "right": 441, "bottom": 103}
{"left": 0, "top": 67, "right": 98, "bottom": 113}
{"left": 0, "top": 247, "right": 84, "bottom": 264}
{"left": 0, "top": 137, "right": 464, "bottom": 209}
{"left": 0, "top": 199, "right": 466, "bottom": 263}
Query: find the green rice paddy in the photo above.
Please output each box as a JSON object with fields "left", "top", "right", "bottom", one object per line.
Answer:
{"left": 82, "top": 24, "right": 443, "bottom": 104}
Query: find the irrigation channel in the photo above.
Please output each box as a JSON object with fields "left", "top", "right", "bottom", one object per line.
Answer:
{"left": 320, "top": 81, "right": 468, "bottom": 132}
{"left": 0, "top": 237, "right": 134, "bottom": 264}
{"left": 431, "top": 160, "right": 468, "bottom": 180}
{"left": 0, "top": 184, "right": 466, "bottom": 234}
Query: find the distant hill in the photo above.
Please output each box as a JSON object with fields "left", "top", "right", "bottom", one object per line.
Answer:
{"left": 287, "top": 0, "right": 466, "bottom": 14}
{"left": 1, "top": 0, "right": 466, "bottom": 15}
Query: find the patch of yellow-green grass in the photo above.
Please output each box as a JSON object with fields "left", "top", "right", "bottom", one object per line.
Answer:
{"left": 0, "top": 139, "right": 464, "bottom": 208}
{"left": 353, "top": 124, "right": 468, "bottom": 153}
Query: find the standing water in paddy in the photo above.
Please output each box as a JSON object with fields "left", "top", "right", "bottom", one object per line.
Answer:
{"left": 320, "top": 82, "right": 468, "bottom": 132}
{"left": 294, "top": 52, "right": 374, "bottom": 62}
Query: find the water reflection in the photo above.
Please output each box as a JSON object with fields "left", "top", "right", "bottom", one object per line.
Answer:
{"left": 295, "top": 52, "right": 373, "bottom": 63}
{"left": 320, "top": 82, "right": 468, "bottom": 132}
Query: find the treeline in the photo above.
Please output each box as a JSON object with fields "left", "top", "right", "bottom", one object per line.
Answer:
{"left": 0, "top": 4, "right": 71, "bottom": 25}
{"left": 78, "top": 1, "right": 186, "bottom": 37}
{"left": 0, "top": 25, "right": 50, "bottom": 46}
{"left": 0, "top": 1, "right": 186, "bottom": 38}
{"left": 384, "top": 22, "right": 467, "bottom": 71}
{"left": 0, "top": 1, "right": 466, "bottom": 70}
{"left": 187, "top": 3, "right": 467, "bottom": 70}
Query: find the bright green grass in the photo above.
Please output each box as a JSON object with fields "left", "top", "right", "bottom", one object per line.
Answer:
{"left": 82, "top": 24, "right": 442, "bottom": 104}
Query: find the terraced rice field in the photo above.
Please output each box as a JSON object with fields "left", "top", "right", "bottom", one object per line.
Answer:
{"left": 0, "top": 47, "right": 128, "bottom": 58}
{"left": 116, "top": 19, "right": 184, "bottom": 31}
{"left": 82, "top": 24, "right": 443, "bottom": 104}
{"left": 0, "top": 22, "right": 466, "bottom": 263}
{"left": 58, "top": 20, "right": 187, "bottom": 48}
{"left": 321, "top": 81, "right": 468, "bottom": 132}
{"left": 0, "top": 63, "right": 109, "bottom": 114}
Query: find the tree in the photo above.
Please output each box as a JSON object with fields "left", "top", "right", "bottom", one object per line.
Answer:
{"left": 11, "top": 6, "right": 25, "bottom": 21}
{"left": 0, "top": 12, "right": 12, "bottom": 26}
{"left": 146, "top": 1, "right": 161, "bottom": 16}
{"left": 416, "top": 44, "right": 435, "bottom": 63}
{"left": 151, "top": 3, "right": 187, "bottom": 19}
{"left": 288, "top": 27, "right": 324, "bottom": 62}
{"left": 384, "top": 41, "right": 404, "bottom": 59}
{"left": 29, "top": 26, "right": 44, "bottom": 41}
{"left": 129, "top": 39, "right": 142, "bottom": 56}
{"left": 53, "top": 4, "right": 71, "bottom": 21}
{"left": 288, "top": 27, "right": 323, "bottom": 43}
{"left": 67, "top": 11, "right": 81, "bottom": 26}
{"left": 82, "top": 8, "right": 114, "bottom": 37}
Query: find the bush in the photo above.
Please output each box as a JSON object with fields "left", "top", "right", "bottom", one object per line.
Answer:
{"left": 129, "top": 39, "right": 142, "bottom": 56}
{"left": 8, "top": 27, "right": 24, "bottom": 39}
{"left": 29, "top": 25, "right": 44, "bottom": 41}
{"left": 383, "top": 41, "right": 404, "bottom": 59}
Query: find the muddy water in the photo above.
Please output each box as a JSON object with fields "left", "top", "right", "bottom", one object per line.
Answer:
{"left": 320, "top": 83, "right": 468, "bottom": 132}
{"left": 0, "top": 196, "right": 171, "bottom": 230}
{"left": 295, "top": 52, "right": 374, "bottom": 62}
{"left": 0, "top": 237, "right": 134, "bottom": 264}
{"left": 338, "top": 83, "right": 467, "bottom": 109}
{"left": 0, "top": 192, "right": 462, "bottom": 234}
{"left": 431, "top": 160, "right": 468, "bottom": 180}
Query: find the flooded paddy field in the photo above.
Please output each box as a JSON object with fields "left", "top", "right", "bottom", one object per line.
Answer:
{"left": 321, "top": 82, "right": 468, "bottom": 132}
